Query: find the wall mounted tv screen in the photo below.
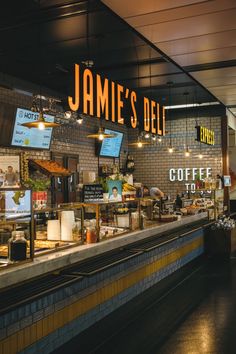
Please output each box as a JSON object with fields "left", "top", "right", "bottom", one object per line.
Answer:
{"left": 11, "top": 108, "right": 54, "bottom": 150}
{"left": 97, "top": 129, "right": 123, "bottom": 158}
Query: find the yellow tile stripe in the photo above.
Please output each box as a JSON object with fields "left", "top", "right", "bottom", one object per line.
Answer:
{"left": 0, "top": 236, "right": 203, "bottom": 354}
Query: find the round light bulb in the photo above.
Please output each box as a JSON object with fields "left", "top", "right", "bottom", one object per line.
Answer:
{"left": 198, "top": 154, "right": 203, "bottom": 159}
{"left": 158, "top": 137, "right": 162, "bottom": 143}
{"left": 185, "top": 150, "right": 190, "bottom": 157}
{"left": 38, "top": 122, "right": 45, "bottom": 130}
{"left": 77, "top": 118, "right": 83, "bottom": 125}
{"left": 98, "top": 133, "right": 104, "bottom": 141}
{"left": 137, "top": 142, "right": 143, "bottom": 148}
{"left": 144, "top": 133, "right": 150, "bottom": 139}
{"left": 168, "top": 147, "right": 173, "bottom": 153}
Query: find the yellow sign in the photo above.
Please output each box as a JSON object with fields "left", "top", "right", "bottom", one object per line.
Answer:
{"left": 68, "top": 64, "right": 166, "bottom": 136}
{"left": 196, "top": 126, "right": 215, "bottom": 145}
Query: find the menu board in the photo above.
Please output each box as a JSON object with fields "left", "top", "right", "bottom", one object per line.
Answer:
{"left": 83, "top": 184, "right": 104, "bottom": 202}
{"left": 11, "top": 108, "right": 54, "bottom": 149}
{"left": 99, "top": 129, "right": 123, "bottom": 158}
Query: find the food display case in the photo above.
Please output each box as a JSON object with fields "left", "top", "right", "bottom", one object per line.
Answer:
{"left": 0, "top": 188, "right": 33, "bottom": 269}
{"left": 33, "top": 203, "right": 83, "bottom": 255}
{"left": 183, "top": 189, "right": 224, "bottom": 220}
{"left": 81, "top": 200, "right": 140, "bottom": 242}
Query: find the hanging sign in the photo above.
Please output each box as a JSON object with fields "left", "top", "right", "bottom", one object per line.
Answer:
{"left": 196, "top": 126, "right": 215, "bottom": 145}
{"left": 68, "top": 64, "right": 166, "bottom": 136}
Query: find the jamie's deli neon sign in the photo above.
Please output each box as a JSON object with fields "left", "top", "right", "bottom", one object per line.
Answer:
{"left": 68, "top": 64, "right": 166, "bottom": 135}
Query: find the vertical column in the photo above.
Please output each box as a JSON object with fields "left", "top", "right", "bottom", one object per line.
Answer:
{"left": 221, "top": 115, "right": 230, "bottom": 212}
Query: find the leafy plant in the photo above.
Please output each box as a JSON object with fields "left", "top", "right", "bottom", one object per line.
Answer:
{"left": 99, "top": 177, "right": 109, "bottom": 193}
{"left": 23, "top": 178, "right": 51, "bottom": 191}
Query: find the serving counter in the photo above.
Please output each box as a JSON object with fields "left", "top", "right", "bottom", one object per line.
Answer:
{"left": 0, "top": 212, "right": 208, "bottom": 290}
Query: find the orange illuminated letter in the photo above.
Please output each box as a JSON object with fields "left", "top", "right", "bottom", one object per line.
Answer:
{"left": 117, "top": 84, "right": 124, "bottom": 124}
{"left": 96, "top": 75, "right": 109, "bottom": 119}
{"left": 151, "top": 100, "right": 156, "bottom": 134}
{"left": 83, "top": 68, "right": 94, "bottom": 115}
{"left": 130, "top": 91, "right": 137, "bottom": 128}
{"left": 143, "top": 97, "right": 150, "bottom": 132}
{"left": 68, "top": 64, "right": 80, "bottom": 111}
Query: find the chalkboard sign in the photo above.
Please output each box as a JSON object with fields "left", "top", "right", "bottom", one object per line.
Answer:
{"left": 83, "top": 184, "right": 104, "bottom": 202}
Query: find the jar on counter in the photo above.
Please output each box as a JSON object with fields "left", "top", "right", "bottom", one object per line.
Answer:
{"left": 8, "top": 231, "right": 27, "bottom": 262}
{"left": 86, "top": 227, "right": 97, "bottom": 244}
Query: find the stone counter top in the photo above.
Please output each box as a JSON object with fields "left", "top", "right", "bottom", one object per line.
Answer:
{"left": 0, "top": 213, "right": 208, "bottom": 290}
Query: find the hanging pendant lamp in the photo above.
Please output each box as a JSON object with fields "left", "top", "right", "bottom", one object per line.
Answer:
{"left": 87, "top": 127, "right": 116, "bottom": 140}
{"left": 21, "top": 111, "right": 60, "bottom": 130}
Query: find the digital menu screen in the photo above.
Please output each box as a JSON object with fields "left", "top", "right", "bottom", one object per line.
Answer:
{"left": 11, "top": 108, "right": 54, "bottom": 149}
{"left": 0, "top": 190, "right": 31, "bottom": 219}
{"left": 99, "top": 129, "right": 123, "bottom": 158}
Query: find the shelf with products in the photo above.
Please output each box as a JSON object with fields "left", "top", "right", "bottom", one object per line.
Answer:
{"left": 0, "top": 188, "right": 33, "bottom": 270}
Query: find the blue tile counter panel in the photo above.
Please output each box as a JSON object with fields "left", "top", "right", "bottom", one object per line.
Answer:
{"left": 0, "top": 228, "right": 204, "bottom": 354}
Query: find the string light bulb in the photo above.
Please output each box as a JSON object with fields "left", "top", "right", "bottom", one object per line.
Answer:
{"left": 168, "top": 146, "right": 173, "bottom": 153}
{"left": 77, "top": 118, "right": 83, "bottom": 125}
{"left": 198, "top": 153, "right": 203, "bottom": 159}
{"left": 185, "top": 147, "right": 190, "bottom": 157}
{"left": 137, "top": 141, "right": 143, "bottom": 148}
{"left": 38, "top": 122, "right": 45, "bottom": 130}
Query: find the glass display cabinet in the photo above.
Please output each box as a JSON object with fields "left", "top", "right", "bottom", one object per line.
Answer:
{"left": 0, "top": 188, "right": 33, "bottom": 269}
{"left": 81, "top": 200, "right": 140, "bottom": 242}
{"left": 32, "top": 203, "right": 83, "bottom": 256}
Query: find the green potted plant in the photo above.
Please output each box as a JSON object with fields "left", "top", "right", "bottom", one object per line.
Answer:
{"left": 23, "top": 178, "right": 51, "bottom": 209}
{"left": 99, "top": 177, "right": 109, "bottom": 202}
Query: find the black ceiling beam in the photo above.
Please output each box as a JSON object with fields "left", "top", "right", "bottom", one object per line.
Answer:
{"left": 184, "top": 59, "right": 236, "bottom": 73}
{"left": 96, "top": 57, "right": 166, "bottom": 71}
{"left": 168, "top": 104, "right": 226, "bottom": 120}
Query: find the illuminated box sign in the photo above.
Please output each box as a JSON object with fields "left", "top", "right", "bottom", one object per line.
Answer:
{"left": 196, "top": 126, "right": 215, "bottom": 145}
{"left": 68, "top": 64, "right": 166, "bottom": 136}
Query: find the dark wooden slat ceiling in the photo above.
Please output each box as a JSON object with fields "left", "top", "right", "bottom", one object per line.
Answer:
{"left": 0, "top": 0, "right": 224, "bottom": 117}
{"left": 102, "top": 0, "right": 236, "bottom": 116}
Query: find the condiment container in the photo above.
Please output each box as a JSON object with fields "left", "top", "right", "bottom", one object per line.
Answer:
{"left": 86, "top": 227, "right": 97, "bottom": 243}
{"left": 8, "top": 231, "right": 27, "bottom": 262}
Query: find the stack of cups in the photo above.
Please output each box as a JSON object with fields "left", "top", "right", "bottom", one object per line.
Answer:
{"left": 60, "top": 211, "right": 75, "bottom": 241}
{"left": 47, "top": 220, "right": 61, "bottom": 240}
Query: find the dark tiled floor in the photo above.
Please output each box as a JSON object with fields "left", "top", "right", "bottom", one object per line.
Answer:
{"left": 53, "top": 257, "right": 236, "bottom": 354}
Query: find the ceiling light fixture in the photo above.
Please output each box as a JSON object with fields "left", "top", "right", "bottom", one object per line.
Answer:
{"left": 77, "top": 117, "right": 83, "bottom": 125}
{"left": 128, "top": 135, "right": 151, "bottom": 148}
{"left": 152, "top": 135, "right": 157, "bottom": 141}
{"left": 21, "top": 111, "right": 60, "bottom": 130}
{"left": 64, "top": 111, "right": 72, "bottom": 119}
{"left": 87, "top": 127, "right": 116, "bottom": 140}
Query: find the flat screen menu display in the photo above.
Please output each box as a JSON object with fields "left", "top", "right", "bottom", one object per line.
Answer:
{"left": 0, "top": 190, "right": 31, "bottom": 219}
{"left": 11, "top": 108, "right": 54, "bottom": 149}
{"left": 99, "top": 129, "right": 123, "bottom": 158}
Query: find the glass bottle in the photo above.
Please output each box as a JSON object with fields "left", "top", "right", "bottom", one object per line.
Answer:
{"left": 8, "top": 231, "right": 27, "bottom": 262}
